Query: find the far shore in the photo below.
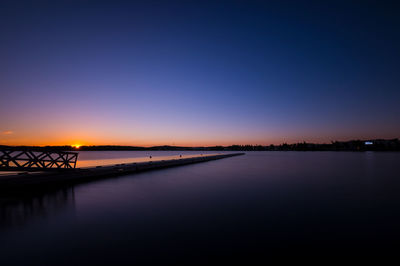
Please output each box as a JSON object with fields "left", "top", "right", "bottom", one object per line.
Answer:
{"left": 1, "top": 138, "right": 399, "bottom": 152}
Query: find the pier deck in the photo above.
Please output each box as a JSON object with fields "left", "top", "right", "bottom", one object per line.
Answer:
{"left": 0, "top": 153, "right": 244, "bottom": 191}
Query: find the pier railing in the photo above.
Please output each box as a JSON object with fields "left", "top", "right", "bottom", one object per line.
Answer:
{"left": 0, "top": 149, "right": 78, "bottom": 171}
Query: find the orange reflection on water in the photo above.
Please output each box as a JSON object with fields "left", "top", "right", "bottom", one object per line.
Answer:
{"left": 76, "top": 153, "right": 222, "bottom": 168}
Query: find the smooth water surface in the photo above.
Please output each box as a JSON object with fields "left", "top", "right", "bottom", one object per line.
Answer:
{"left": 76, "top": 150, "right": 224, "bottom": 167}
{"left": 1, "top": 151, "right": 399, "bottom": 263}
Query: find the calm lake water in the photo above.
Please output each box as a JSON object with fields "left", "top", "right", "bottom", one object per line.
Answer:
{"left": 76, "top": 150, "right": 224, "bottom": 167}
{"left": 1, "top": 151, "right": 400, "bottom": 263}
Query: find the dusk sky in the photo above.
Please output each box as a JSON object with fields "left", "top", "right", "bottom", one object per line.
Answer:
{"left": 1, "top": 0, "right": 399, "bottom": 146}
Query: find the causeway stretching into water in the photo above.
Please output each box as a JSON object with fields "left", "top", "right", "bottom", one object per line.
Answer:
{"left": 0, "top": 153, "right": 245, "bottom": 192}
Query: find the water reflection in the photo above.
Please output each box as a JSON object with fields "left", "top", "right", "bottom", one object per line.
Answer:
{"left": 0, "top": 188, "right": 75, "bottom": 229}
{"left": 76, "top": 153, "right": 221, "bottom": 168}
{"left": 1, "top": 151, "right": 400, "bottom": 263}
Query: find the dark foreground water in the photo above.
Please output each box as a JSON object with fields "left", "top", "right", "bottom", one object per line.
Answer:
{"left": 1, "top": 151, "right": 400, "bottom": 263}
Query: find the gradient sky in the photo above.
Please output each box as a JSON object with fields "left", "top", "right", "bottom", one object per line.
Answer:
{"left": 1, "top": 0, "right": 399, "bottom": 146}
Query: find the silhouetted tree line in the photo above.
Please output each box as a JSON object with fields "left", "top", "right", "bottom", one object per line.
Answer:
{"left": 1, "top": 139, "right": 399, "bottom": 152}
{"left": 219, "top": 139, "right": 400, "bottom": 151}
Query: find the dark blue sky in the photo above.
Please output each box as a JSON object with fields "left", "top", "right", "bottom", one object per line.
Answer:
{"left": 1, "top": 0, "right": 399, "bottom": 146}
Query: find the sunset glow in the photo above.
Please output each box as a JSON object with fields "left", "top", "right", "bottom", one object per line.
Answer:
{"left": 1, "top": 1, "right": 400, "bottom": 263}
{"left": 0, "top": 1, "right": 399, "bottom": 147}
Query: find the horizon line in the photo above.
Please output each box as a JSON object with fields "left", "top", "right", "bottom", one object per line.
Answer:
{"left": 1, "top": 138, "right": 399, "bottom": 148}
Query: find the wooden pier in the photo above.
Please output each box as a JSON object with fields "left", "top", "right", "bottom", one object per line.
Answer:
{"left": 0, "top": 153, "right": 245, "bottom": 192}
{"left": 0, "top": 148, "right": 78, "bottom": 171}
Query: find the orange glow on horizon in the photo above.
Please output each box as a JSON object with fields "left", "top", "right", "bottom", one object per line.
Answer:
{"left": 0, "top": 137, "right": 287, "bottom": 147}
{"left": 1, "top": 130, "right": 397, "bottom": 147}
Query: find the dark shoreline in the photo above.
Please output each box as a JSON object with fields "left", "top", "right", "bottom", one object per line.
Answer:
{"left": 1, "top": 138, "right": 399, "bottom": 152}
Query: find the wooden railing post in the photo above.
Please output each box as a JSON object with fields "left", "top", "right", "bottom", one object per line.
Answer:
{"left": 0, "top": 149, "right": 78, "bottom": 171}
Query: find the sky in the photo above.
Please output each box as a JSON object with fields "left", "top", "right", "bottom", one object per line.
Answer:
{"left": 1, "top": 0, "right": 399, "bottom": 146}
